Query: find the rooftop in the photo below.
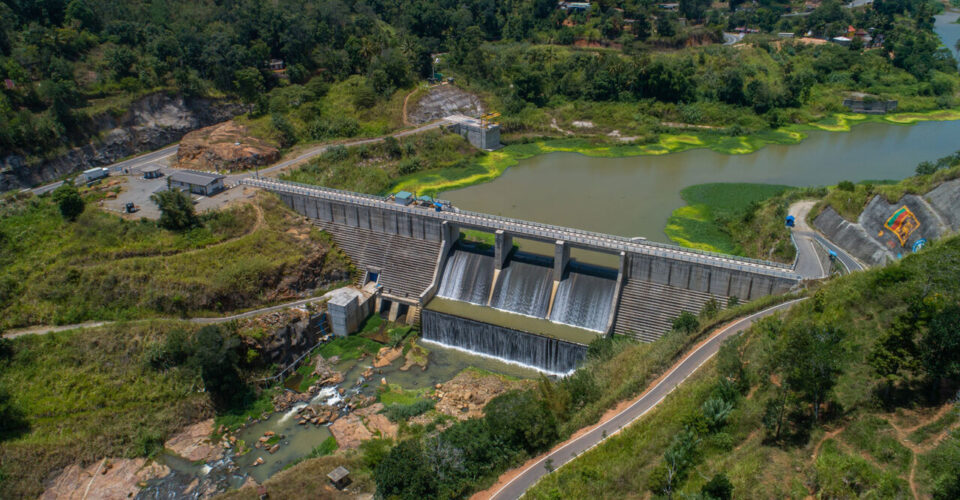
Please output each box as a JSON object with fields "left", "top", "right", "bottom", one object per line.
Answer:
{"left": 168, "top": 170, "right": 225, "bottom": 185}
{"left": 327, "top": 466, "right": 350, "bottom": 482}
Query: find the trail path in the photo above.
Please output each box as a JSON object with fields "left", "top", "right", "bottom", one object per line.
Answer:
{"left": 2, "top": 292, "right": 338, "bottom": 339}
{"left": 478, "top": 298, "right": 805, "bottom": 500}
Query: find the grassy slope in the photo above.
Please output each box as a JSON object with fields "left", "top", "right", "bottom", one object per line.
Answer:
{"left": 816, "top": 163, "right": 960, "bottom": 221}
{"left": 0, "top": 192, "right": 349, "bottom": 330}
{"left": 527, "top": 235, "right": 960, "bottom": 499}
{"left": 665, "top": 183, "right": 792, "bottom": 255}
{"left": 0, "top": 322, "right": 210, "bottom": 498}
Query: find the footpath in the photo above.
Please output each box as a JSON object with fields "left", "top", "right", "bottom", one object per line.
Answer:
{"left": 1, "top": 293, "right": 338, "bottom": 339}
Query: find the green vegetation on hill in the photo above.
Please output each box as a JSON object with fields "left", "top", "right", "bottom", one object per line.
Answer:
{"left": 527, "top": 234, "right": 960, "bottom": 499}
{"left": 0, "top": 322, "right": 211, "bottom": 498}
{"left": 281, "top": 129, "right": 480, "bottom": 195}
{"left": 0, "top": 191, "right": 350, "bottom": 330}
{"left": 3, "top": 0, "right": 957, "bottom": 173}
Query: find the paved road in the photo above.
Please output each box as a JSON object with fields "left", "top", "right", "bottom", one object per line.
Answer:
{"left": 723, "top": 32, "right": 744, "bottom": 45}
{"left": 28, "top": 121, "right": 446, "bottom": 195}
{"left": 789, "top": 201, "right": 865, "bottom": 274}
{"left": 30, "top": 144, "right": 180, "bottom": 195}
{"left": 488, "top": 298, "right": 805, "bottom": 500}
{"left": 2, "top": 293, "right": 338, "bottom": 339}
{"left": 789, "top": 201, "right": 828, "bottom": 279}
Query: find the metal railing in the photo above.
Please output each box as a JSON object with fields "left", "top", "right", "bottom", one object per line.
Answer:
{"left": 242, "top": 178, "right": 803, "bottom": 280}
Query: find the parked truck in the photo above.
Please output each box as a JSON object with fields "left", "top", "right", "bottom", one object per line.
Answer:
{"left": 82, "top": 167, "right": 109, "bottom": 183}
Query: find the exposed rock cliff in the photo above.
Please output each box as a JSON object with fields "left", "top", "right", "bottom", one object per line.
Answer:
{"left": 0, "top": 93, "right": 246, "bottom": 192}
{"left": 176, "top": 121, "right": 279, "bottom": 172}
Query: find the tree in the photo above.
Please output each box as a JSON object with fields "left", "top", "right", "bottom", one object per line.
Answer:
{"left": 484, "top": 390, "right": 558, "bottom": 454}
{"left": 188, "top": 325, "right": 244, "bottom": 408}
{"left": 65, "top": 0, "right": 100, "bottom": 32}
{"left": 919, "top": 304, "right": 960, "bottom": 389}
{"left": 702, "top": 472, "right": 734, "bottom": 500}
{"left": 374, "top": 439, "right": 436, "bottom": 499}
{"left": 656, "top": 13, "right": 677, "bottom": 38}
{"left": 781, "top": 324, "right": 846, "bottom": 421}
{"left": 673, "top": 310, "right": 700, "bottom": 334}
{"left": 52, "top": 181, "right": 84, "bottom": 220}
{"left": 151, "top": 189, "right": 198, "bottom": 231}
{"left": 233, "top": 67, "right": 265, "bottom": 103}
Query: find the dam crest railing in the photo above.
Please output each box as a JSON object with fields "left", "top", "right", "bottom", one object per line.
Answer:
{"left": 241, "top": 178, "right": 802, "bottom": 280}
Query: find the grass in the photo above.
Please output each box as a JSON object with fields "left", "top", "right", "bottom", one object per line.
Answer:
{"left": 0, "top": 192, "right": 351, "bottom": 331}
{"left": 378, "top": 384, "right": 430, "bottom": 406}
{"left": 213, "top": 387, "right": 279, "bottom": 433}
{"left": 528, "top": 234, "right": 960, "bottom": 499}
{"left": 317, "top": 335, "right": 383, "bottom": 362}
{"left": 815, "top": 163, "right": 960, "bottom": 221}
{"left": 0, "top": 322, "right": 212, "bottom": 498}
{"left": 665, "top": 183, "right": 792, "bottom": 255}
{"left": 216, "top": 454, "right": 373, "bottom": 499}
{"left": 908, "top": 409, "right": 959, "bottom": 445}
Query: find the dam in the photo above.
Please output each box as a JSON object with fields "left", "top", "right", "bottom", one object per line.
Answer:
{"left": 242, "top": 178, "right": 802, "bottom": 373}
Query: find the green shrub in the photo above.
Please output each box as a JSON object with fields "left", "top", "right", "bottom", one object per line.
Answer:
{"left": 380, "top": 399, "right": 436, "bottom": 422}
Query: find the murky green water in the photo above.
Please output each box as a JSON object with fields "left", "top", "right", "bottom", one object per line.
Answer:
{"left": 443, "top": 119, "right": 960, "bottom": 249}
{"left": 442, "top": 15, "right": 960, "bottom": 252}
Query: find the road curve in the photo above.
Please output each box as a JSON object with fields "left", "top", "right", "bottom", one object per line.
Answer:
{"left": 789, "top": 201, "right": 865, "bottom": 274}
{"left": 487, "top": 298, "right": 805, "bottom": 500}
{"left": 1, "top": 293, "right": 339, "bottom": 339}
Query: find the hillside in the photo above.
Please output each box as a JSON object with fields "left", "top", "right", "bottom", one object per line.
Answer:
{"left": 0, "top": 189, "right": 351, "bottom": 331}
{"left": 527, "top": 234, "right": 960, "bottom": 499}
{"left": 3, "top": 0, "right": 957, "bottom": 190}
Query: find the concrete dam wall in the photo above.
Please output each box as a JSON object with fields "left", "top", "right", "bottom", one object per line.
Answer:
{"left": 421, "top": 310, "right": 587, "bottom": 375}
{"left": 246, "top": 178, "right": 801, "bottom": 371}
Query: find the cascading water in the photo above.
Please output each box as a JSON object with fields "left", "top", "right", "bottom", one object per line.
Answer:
{"left": 420, "top": 310, "right": 587, "bottom": 375}
{"left": 437, "top": 248, "right": 495, "bottom": 305}
{"left": 489, "top": 257, "right": 553, "bottom": 318}
{"left": 549, "top": 269, "right": 618, "bottom": 332}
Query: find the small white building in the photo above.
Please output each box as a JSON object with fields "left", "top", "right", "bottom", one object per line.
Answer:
{"left": 167, "top": 170, "right": 225, "bottom": 196}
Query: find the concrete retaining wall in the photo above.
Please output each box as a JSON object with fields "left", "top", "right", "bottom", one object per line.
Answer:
{"left": 815, "top": 184, "right": 960, "bottom": 267}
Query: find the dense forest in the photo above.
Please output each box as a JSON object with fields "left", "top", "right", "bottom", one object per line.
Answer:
{"left": 0, "top": 0, "right": 957, "bottom": 161}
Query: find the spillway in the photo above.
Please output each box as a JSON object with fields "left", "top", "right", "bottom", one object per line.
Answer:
{"left": 549, "top": 269, "right": 617, "bottom": 332}
{"left": 437, "top": 248, "right": 495, "bottom": 305}
{"left": 489, "top": 256, "right": 553, "bottom": 318}
{"left": 421, "top": 309, "right": 587, "bottom": 375}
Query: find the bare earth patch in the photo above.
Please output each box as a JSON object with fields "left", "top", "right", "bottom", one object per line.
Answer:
{"left": 41, "top": 458, "right": 169, "bottom": 500}
{"left": 164, "top": 418, "right": 223, "bottom": 463}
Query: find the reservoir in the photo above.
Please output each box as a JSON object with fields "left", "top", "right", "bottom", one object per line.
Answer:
{"left": 441, "top": 13, "right": 960, "bottom": 246}
{"left": 442, "top": 118, "right": 960, "bottom": 245}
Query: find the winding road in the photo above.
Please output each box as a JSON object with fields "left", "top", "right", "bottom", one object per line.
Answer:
{"left": 484, "top": 298, "right": 805, "bottom": 500}
{"left": 29, "top": 120, "right": 448, "bottom": 196}
{"left": 789, "top": 201, "right": 865, "bottom": 274}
